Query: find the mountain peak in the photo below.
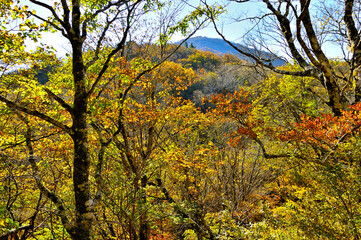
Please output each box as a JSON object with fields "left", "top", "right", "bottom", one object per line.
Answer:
{"left": 178, "top": 36, "right": 285, "bottom": 66}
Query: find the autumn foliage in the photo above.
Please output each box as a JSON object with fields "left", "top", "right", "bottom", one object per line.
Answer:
{"left": 3, "top": 0, "right": 361, "bottom": 239}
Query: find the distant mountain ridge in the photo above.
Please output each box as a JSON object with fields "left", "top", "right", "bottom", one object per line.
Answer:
{"left": 178, "top": 36, "right": 286, "bottom": 66}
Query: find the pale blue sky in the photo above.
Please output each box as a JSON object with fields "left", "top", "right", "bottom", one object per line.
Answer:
{"left": 176, "top": 0, "right": 345, "bottom": 59}
{"left": 22, "top": 0, "right": 344, "bottom": 59}
{"left": 24, "top": 0, "right": 264, "bottom": 57}
{"left": 171, "top": 0, "right": 263, "bottom": 42}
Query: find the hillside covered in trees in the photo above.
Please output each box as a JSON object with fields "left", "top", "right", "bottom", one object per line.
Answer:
{"left": 1, "top": 0, "right": 361, "bottom": 240}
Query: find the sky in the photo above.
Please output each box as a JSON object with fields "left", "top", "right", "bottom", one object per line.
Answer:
{"left": 23, "top": 0, "right": 265, "bottom": 57}
{"left": 22, "top": 0, "right": 344, "bottom": 59}
{"left": 171, "top": 0, "right": 263, "bottom": 42}
{"left": 23, "top": 0, "right": 70, "bottom": 56}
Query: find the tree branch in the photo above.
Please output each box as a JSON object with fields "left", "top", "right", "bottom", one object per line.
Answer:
{"left": 206, "top": 1, "right": 319, "bottom": 77}
{"left": 86, "top": 1, "right": 141, "bottom": 98}
{"left": 263, "top": 0, "right": 310, "bottom": 68}
{"left": 43, "top": 88, "right": 74, "bottom": 117}
{"left": 344, "top": 0, "right": 361, "bottom": 62}
{"left": 213, "top": 21, "right": 317, "bottom": 76}
{"left": 299, "top": 0, "right": 331, "bottom": 69}
{"left": 84, "top": 12, "right": 121, "bottom": 70}
{"left": 90, "top": 122, "right": 115, "bottom": 204}
{"left": 29, "top": 0, "right": 66, "bottom": 30}
{"left": 60, "top": 0, "right": 72, "bottom": 34}
{"left": 14, "top": 111, "right": 73, "bottom": 233}
{"left": 292, "top": 0, "right": 323, "bottom": 71}
{"left": 81, "top": 1, "right": 128, "bottom": 41}
{"left": 0, "top": 96, "right": 72, "bottom": 134}
{"left": 29, "top": 12, "right": 68, "bottom": 38}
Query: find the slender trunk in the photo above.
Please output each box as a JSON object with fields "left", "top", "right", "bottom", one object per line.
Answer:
{"left": 139, "top": 175, "right": 149, "bottom": 240}
{"left": 70, "top": 41, "right": 92, "bottom": 240}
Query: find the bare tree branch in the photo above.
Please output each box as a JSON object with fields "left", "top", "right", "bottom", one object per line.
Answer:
{"left": 29, "top": 12, "right": 68, "bottom": 38}
{"left": 81, "top": 1, "right": 129, "bottom": 41}
{"left": 29, "top": 0, "right": 68, "bottom": 32}
{"left": 0, "top": 96, "right": 72, "bottom": 134}
{"left": 43, "top": 88, "right": 74, "bottom": 117}
{"left": 84, "top": 12, "right": 121, "bottom": 70}
{"left": 14, "top": 111, "right": 73, "bottom": 234}
{"left": 344, "top": 0, "right": 361, "bottom": 64}
{"left": 263, "top": 0, "right": 310, "bottom": 68}
{"left": 86, "top": 1, "right": 141, "bottom": 98}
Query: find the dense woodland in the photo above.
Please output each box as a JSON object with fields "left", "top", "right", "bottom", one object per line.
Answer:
{"left": 2, "top": 0, "right": 361, "bottom": 239}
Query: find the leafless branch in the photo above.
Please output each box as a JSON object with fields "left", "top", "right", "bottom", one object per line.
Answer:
{"left": 14, "top": 111, "right": 73, "bottom": 233}
{"left": 43, "top": 88, "right": 73, "bottom": 117}
{"left": 0, "top": 95, "right": 72, "bottom": 134}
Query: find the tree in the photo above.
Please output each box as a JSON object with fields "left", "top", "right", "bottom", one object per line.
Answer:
{"left": 179, "top": 50, "right": 222, "bottom": 71}
{"left": 0, "top": 1, "right": 222, "bottom": 239}
{"left": 204, "top": 60, "right": 361, "bottom": 238}
{"left": 272, "top": 104, "right": 361, "bottom": 239}
{"left": 198, "top": 2, "right": 361, "bottom": 236}
{"left": 204, "top": 0, "right": 361, "bottom": 116}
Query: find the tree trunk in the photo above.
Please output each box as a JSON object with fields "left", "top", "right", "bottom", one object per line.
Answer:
{"left": 70, "top": 39, "right": 92, "bottom": 240}
{"left": 139, "top": 175, "right": 149, "bottom": 240}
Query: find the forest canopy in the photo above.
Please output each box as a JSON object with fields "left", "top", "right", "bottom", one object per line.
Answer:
{"left": 1, "top": 0, "right": 361, "bottom": 239}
